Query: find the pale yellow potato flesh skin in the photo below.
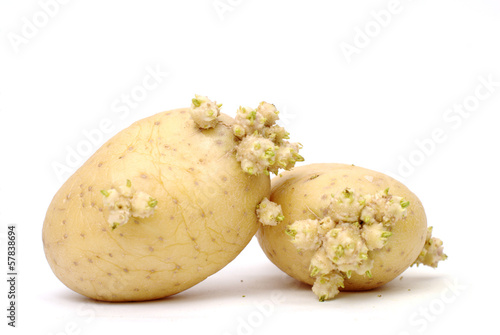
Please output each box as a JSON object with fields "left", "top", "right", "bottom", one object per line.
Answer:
{"left": 43, "top": 109, "right": 270, "bottom": 301}
{"left": 257, "top": 163, "right": 427, "bottom": 291}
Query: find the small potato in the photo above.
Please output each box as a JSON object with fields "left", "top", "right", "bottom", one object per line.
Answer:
{"left": 43, "top": 96, "right": 302, "bottom": 301}
{"left": 257, "top": 163, "right": 446, "bottom": 301}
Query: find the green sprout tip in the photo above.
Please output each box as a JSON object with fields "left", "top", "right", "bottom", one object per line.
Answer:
{"left": 192, "top": 98, "right": 202, "bottom": 107}
{"left": 401, "top": 200, "right": 410, "bottom": 208}
{"left": 148, "top": 198, "right": 158, "bottom": 208}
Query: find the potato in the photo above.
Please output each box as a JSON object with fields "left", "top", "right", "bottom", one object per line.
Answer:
{"left": 256, "top": 163, "right": 446, "bottom": 301}
{"left": 43, "top": 96, "right": 302, "bottom": 301}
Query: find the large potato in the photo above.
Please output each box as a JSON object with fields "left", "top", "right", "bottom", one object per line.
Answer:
{"left": 257, "top": 163, "right": 446, "bottom": 301}
{"left": 43, "top": 96, "right": 302, "bottom": 301}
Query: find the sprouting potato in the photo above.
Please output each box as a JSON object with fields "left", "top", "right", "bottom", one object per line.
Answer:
{"left": 256, "top": 163, "right": 447, "bottom": 301}
{"left": 42, "top": 95, "right": 302, "bottom": 302}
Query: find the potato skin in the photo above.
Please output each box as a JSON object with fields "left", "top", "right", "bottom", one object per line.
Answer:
{"left": 43, "top": 109, "right": 270, "bottom": 301}
{"left": 257, "top": 163, "right": 427, "bottom": 291}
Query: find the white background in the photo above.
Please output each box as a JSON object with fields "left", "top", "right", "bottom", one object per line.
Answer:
{"left": 1, "top": 0, "right": 499, "bottom": 334}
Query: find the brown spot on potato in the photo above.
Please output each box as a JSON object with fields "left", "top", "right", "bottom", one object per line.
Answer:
{"left": 88, "top": 258, "right": 93, "bottom": 263}
{"left": 141, "top": 174, "right": 147, "bottom": 179}
{"left": 123, "top": 268, "right": 129, "bottom": 273}
{"left": 107, "top": 273, "right": 112, "bottom": 276}
{"left": 98, "top": 162, "right": 103, "bottom": 167}
{"left": 149, "top": 247, "right": 154, "bottom": 252}
{"left": 80, "top": 233, "right": 85, "bottom": 238}
{"left": 73, "top": 261, "right": 78, "bottom": 266}
{"left": 63, "top": 234, "right": 68, "bottom": 239}
{"left": 109, "top": 253, "right": 113, "bottom": 257}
